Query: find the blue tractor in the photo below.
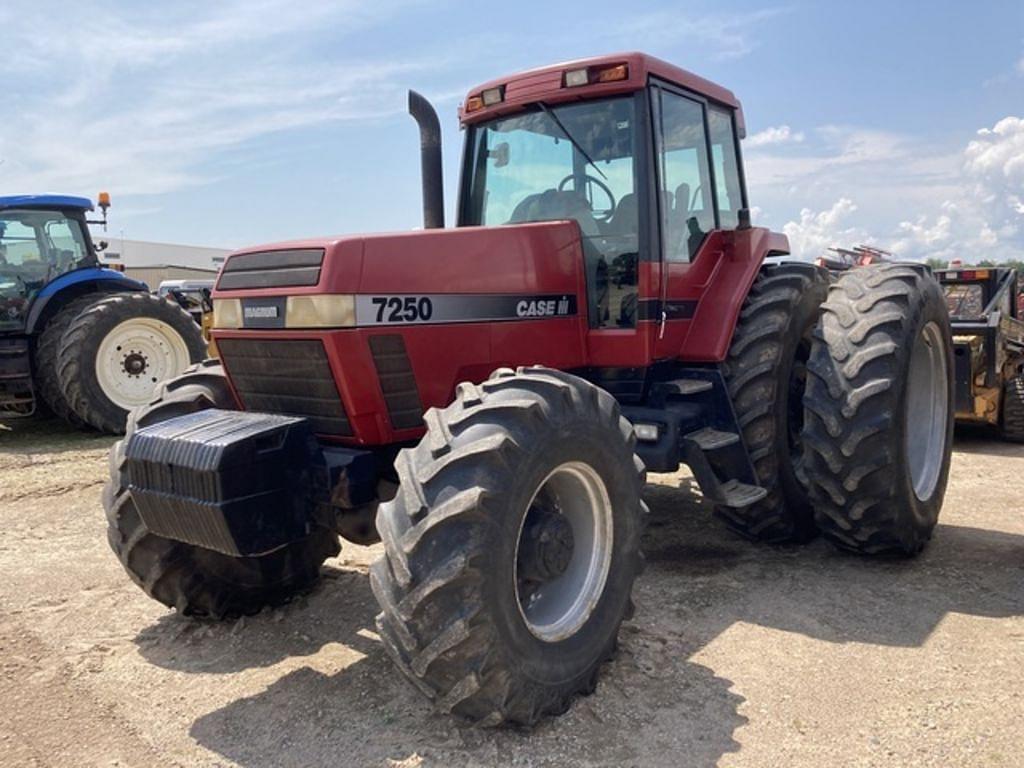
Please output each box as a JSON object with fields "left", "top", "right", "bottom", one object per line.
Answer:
{"left": 0, "top": 194, "right": 206, "bottom": 433}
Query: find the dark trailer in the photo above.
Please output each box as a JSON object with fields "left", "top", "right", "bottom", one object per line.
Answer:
{"left": 938, "top": 266, "right": 1024, "bottom": 440}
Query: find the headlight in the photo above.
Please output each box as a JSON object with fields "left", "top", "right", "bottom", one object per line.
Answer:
{"left": 285, "top": 295, "right": 355, "bottom": 328}
{"left": 212, "top": 298, "right": 242, "bottom": 329}
{"left": 212, "top": 295, "right": 356, "bottom": 329}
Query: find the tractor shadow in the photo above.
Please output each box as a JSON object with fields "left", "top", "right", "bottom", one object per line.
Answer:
{"left": 638, "top": 473, "right": 1023, "bottom": 652}
{"left": 132, "top": 566, "right": 377, "bottom": 674}
{"left": 161, "top": 465, "right": 1020, "bottom": 768}
{"left": 953, "top": 425, "right": 1023, "bottom": 457}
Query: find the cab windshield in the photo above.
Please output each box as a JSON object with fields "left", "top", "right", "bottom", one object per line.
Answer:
{"left": 0, "top": 209, "right": 94, "bottom": 330}
{"left": 463, "top": 96, "right": 640, "bottom": 328}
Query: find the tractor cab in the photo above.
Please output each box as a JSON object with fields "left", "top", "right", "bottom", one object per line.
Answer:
{"left": 457, "top": 53, "right": 749, "bottom": 335}
{"left": 0, "top": 195, "right": 102, "bottom": 332}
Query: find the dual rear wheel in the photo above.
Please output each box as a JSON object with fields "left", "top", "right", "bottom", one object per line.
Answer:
{"left": 723, "top": 262, "right": 954, "bottom": 554}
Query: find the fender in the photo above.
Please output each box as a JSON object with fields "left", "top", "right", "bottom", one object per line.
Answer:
{"left": 26, "top": 267, "right": 148, "bottom": 334}
{"left": 679, "top": 227, "right": 792, "bottom": 361}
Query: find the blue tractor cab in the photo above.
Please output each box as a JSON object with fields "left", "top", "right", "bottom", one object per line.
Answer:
{"left": 0, "top": 194, "right": 205, "bottom": 430}
{"left": 0, "top": 195, "right": 145, "bottom": 334}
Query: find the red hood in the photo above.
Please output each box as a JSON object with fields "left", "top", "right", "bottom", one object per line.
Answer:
{"left": 213, "top": 221, "right": 584, "bottom": 299}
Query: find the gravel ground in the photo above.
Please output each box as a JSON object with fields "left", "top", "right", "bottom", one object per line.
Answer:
{"left": 0, "top": 415, "right": 1021, "bottom": 767}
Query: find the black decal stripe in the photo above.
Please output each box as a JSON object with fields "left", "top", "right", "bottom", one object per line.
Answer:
{"left": 354, "top": 294, "right": 578, "bottom": 326}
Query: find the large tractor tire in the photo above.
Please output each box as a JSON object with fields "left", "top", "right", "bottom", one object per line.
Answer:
{"left": 1000, "top": 375, "right": 1024, "bottom": 442}
{"left": 58, "top": 292, "right": 207, "bottom": 434}
{"left": 103, "top": 360, "right": 341, "bottom": 618}
{"left": 803, "top": 264, "right": 954, "bottom": 555}
{"left": 33, "top": 294, "right": 105, "bottom": 426}
{"left": 371, "top": 367, "right": 646, "bottom": 726}
{"left": 719, "top": 262, "right": 829, "bottom": 543}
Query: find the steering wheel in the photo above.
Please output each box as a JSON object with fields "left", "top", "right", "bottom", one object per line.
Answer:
{"left": 690, "top": 185, "right": 704, "bottom": 211}
{"left": 558, "top": 173, "right": 616, "bottom": 222}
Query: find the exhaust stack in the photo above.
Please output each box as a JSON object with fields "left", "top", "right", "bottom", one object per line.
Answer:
{"left": 408, "top": 90, "right": 444, "bottom": 229}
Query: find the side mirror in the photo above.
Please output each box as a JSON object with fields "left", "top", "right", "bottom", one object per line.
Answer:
{"left": 489, "top": 142, "right": 510, "bottom": 168}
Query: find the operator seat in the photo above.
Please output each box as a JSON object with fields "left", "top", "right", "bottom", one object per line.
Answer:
{"left": 666, "top": 182, "right": 692, "bottom": 258}
{"left": 605, "top": 193, "right": 638, "bottom": 237}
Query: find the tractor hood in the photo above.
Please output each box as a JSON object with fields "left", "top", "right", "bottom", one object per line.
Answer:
{"left": 212, "top": 221, "right": 587, "bottom": 329}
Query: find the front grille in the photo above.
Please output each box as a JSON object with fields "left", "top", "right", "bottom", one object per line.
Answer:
{"left": 217, "top": 338, "right": 353, "bottom": 436}
{"left": 217, "top": 248, "right": 324, "bottom": 290}
{"left": 369, "top": 335, "right": 424, "bottom": 430}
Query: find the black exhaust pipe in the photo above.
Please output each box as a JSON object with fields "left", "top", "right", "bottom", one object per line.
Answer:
{"left": 408, "top": 90, "right": 444, "bottom": 229}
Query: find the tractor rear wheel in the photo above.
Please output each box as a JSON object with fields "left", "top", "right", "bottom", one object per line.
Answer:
{"left": 1000, "top": 375, "right": 1024, "bottom": 442}
{"left": 58, "top": 292, "right": 206, "bottom": 434}
{"left": 371, "top": 367, "right": 646, "bottom": 726}
{"left": 803, "top": 264, "right": 954, "bottom": 555}
{"left": 718, "top": 262, "right": 829, "bottom": 542}
{"left": 103, "top": 360, "right": 341, "bottom": 618}
{"left": 34, "top": 294, "right": 105, "bottom": 426}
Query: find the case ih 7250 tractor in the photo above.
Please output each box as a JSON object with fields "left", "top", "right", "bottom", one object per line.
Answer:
{"left": 105, "top": 53, "right": 955, "bottom": 726}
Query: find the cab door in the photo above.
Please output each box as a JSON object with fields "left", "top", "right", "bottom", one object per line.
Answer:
{"left": 650, "top": 83, "right": 748, "bottom": 361}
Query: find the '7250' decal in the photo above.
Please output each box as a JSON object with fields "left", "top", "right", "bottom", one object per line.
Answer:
{"left": 371, "top": 296, "right": 434, "bottom": 323}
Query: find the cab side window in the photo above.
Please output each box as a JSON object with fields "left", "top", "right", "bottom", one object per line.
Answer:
{"left": 707, "top": 106, "right": 744, "bottom": 229}
{"left": 655, "top": 89, "right": 715, "bottom": 262}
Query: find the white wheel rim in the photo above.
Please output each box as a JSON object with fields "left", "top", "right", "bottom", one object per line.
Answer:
{"left": 905, "top": 321, "right": 949, "bottom": 501}
{"left": 94, "top": 318, "right": 192, "bottom": 409}
{"left": 514, "top": 461, "right": 614, "bottom": 643}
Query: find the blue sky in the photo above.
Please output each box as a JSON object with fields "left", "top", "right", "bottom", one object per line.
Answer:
{"left": 1, "top": 0, "right": 1021, "bottom": 262}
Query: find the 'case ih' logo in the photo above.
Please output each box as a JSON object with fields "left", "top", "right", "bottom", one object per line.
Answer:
{"left": 516, "top": 296, "right": 572, "bottom": 317}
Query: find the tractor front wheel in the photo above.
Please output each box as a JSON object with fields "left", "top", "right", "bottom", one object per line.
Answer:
{"left": 371, "top": 367, "right": 646, "bottom": 726}
{"left": 803, "top": 264, "right": 954, "bottom": 555}
{"left": 103, "top": 360, "right": 341, "bottom": 618}
{"left": 58, "top": 292, "right": 207, "bottom": 434}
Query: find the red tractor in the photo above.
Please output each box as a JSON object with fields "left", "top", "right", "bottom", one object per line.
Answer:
{"left": 104, "top": 53, "right": 954, "bottom": 726}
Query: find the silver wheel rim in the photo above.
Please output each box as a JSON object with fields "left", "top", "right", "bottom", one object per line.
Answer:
{"left": 905, "top": 321, "right": 948, "bottom": 501}
{"left": 95, "top": 318, "right": 192, "bottom": 409}
{"left": 514, "top": 461, "right": 614, "bottom": 643}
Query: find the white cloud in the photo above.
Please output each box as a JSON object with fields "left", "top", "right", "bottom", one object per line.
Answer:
{"left": 889, "top": 116, "right": 1024, "bottom": 262}
{"left": 782, "top": 198, "right": 872, "bottom": 260}
{"left": 745, "top": 125, "right": 805, "bottom": 147}
{"left": 0, "top": 1, "right": 435, "bottom": 197}
{"left": 749, "top": 113, "right": 1024, "bottom": 263}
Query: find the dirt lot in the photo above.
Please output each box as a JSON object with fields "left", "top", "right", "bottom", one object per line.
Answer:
{"left": 0, "top": 416, "right": 1021, "bottom": 768}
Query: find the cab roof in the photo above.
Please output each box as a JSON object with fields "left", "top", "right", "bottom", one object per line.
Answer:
{"left": 460, "top": 51, "right": 745, "bottom": 137}
{"left": 0, "top": 194, "right": 94, "bottom": 212}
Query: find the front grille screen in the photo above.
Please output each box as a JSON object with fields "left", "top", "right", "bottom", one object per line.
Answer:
{"left": 217, "top": 337, "right": 352, "bottom": 436}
